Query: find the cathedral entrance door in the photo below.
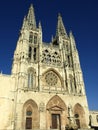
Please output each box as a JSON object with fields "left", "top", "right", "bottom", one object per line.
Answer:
{"left": 52, "top": 114, "right": 61, "bottom": 130}
{"left": 26, "top": 117, "right": 32, "bottom": 129}
{"left": 75, "top": 119, "right": 80, "bottom": 128}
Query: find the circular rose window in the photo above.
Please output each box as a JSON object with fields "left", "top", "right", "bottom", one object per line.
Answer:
{"left": 45, "top": 72, "right": 58, "bottom": 86}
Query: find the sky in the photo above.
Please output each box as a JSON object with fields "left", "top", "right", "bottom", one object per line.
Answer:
{"left": 0, "top": 0, "right": 98, "bottom": 110}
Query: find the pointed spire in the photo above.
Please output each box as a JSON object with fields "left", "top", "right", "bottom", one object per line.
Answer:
{"left": 69, "top": 31, "right": 76, "bottom": 51}
{"left": 21, "top": 16, "right": 28, "bottom": 29}
{"left": 56, "top": 13, "right": 68, "bottom": 37}
{"left": 38, "top": 21, "right": 42, "bottom": 30}
{"left": 27, "top": 4, "right": 36, "bottom": 29}
{"left": 69, "top": 31, "right": 74, "bottom": 38}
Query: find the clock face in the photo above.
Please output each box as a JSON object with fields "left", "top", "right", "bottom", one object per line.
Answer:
{"left": 45, "top": 71, "right": 58, "bottom": 86}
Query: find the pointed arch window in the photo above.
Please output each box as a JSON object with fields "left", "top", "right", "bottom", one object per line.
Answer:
{"left": 33, "top": 48, "right": 36, "bottom": 61}
{"left": 29, "top": 32, "right": 33, "bottom": 43}
{"left": 28, "top": 46, "right": 32, "bottom": 60}
{"left": 28, "top": 71, "right": 33, "bottom": 89}
{"left": 34, "top": 35, "right": 37, "bottom": 44}
{"left": 27, "top": 68, "right": 36, "bottom": 90}
{"left": 66, "top": 44, "right": 69, "bottom": 52}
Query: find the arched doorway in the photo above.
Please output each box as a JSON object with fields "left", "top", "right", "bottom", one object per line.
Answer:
{"left": 73, "top": 103, "right": 87, "bottom": 128}
{"left": 25, "top": 105, "right": 33, "bottom": 129}
{"left": 46, "top": 95, "right": 67, "bottom": 130}
{"left": 74, "top": 113, "right": 80, "bottom": 128}
{"left": 23, "top": 99, "right": 39, "bottom": 129}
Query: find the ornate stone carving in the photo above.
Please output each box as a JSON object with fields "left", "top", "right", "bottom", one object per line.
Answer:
{"left": 39, "top": 102, "right": 45, "bottom": 112}
{"left": 41, "top": 49, "right": 61, "bottom": 66}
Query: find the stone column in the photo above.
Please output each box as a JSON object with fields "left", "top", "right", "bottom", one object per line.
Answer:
{"left": 39, "top": 102, "right": 46, "bottom": 129}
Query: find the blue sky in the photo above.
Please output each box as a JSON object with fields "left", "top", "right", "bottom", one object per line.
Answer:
{"left": 0, "top": 0, "right": 98, "bottom": 110}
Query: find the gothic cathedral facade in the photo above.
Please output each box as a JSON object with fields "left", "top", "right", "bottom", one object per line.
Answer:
{"left": 0, "top": 4, "right": 96, "bottom": 130}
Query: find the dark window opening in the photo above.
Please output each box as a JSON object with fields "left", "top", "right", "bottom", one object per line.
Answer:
{"left": 66, "top": 44, "right": 69, "bottom": 51}
{"left": 45, "top": 49, "right": 48, "bottom": 53}
{"left": 68, "top": 55, "right": 71, "bottom": 67}
{"left": 52, "top": 39, "right": 58, "bottom": 46}
{"left": 28, "top": 46, "right": 32, "bottom": 59}
{"left": 29, "top": 32, "right": 33, "bottom": 43}
{"left": 34, "top": 48, "right": 36, "bottom": 61}
{"left": 34, "top": 35, "right": 37, "bottom": 44}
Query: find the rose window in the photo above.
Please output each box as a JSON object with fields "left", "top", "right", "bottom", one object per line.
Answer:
{"left": 45, "top": 72, "right": 58, "bottom": 86}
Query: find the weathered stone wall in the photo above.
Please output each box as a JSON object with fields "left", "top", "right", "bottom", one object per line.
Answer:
{"left": 0, "top": 74, "right": 15, "bottom": 129}
{"left": 89, "top": 111, "right": 98, "bottom": 127}
{"left": 0, "top": 73, "right": 95, "bottom": 130}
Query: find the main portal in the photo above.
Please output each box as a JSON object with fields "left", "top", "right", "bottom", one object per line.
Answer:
{"left": 51, "top": 114, "right": 61, "bottom": 130}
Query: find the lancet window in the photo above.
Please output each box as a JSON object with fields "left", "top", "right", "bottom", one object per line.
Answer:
{"left": 34, "top": 35, "right": 37, "bottom": 44}
{"left": 27, "top": 68, "right": 36, "bottom": 90}
{"left": 29, "top": 32, "right": 37, "bottom": 44}
{"left": 67, "top": 55, "right": 72, "bottom": 67}
{"left": 33, "top": 48, "right": 36, "bottom": 61}
{"left": 28, "top": 46, "right": 32, "bottom": 60}
{"left": 28, "top": 71, "right": 33, "bottom": 89}
{"left": 29, "top": 32, "right": 33, "bottom": 43}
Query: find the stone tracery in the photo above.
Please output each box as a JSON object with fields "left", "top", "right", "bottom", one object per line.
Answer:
{"left": 45, "top": 71, "right": 58, "bottom": 86}
{"left": 41, "top": 49, "right": 61, "bottom": 66}
{"left": 41, "top": 69, "right": 65, "bottom": 92}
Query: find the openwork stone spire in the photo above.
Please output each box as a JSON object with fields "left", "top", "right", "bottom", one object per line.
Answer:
{"left": 27, "top": 4, "right": 36, "bottom": 28}
{"left": 56, "top": 13, "right": 68, "bottom": 37}
{"left": 69, "top": 31, "right": 76, "bottom": 51}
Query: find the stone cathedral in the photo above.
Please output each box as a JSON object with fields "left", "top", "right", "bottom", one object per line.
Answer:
{"left": 0, "top": 4, "right": 98, "bottom": 130}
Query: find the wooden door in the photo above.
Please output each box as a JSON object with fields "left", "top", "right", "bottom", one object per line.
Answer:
{"left": 52, "top": 114, "right": 61, "bottom": 130}
{"left": 26, "top": 117, "right": 32, "bottom": 129}
{"left": 75, "top": 119, "right": 80, "bottom": 128}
